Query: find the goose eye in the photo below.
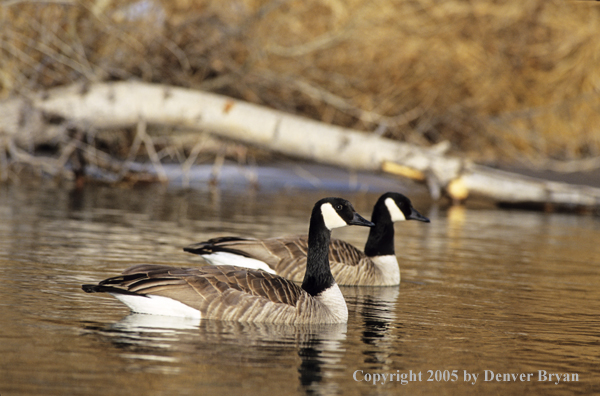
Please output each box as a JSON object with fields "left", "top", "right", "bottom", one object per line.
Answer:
{"left": 336, "top": 204, "right": 342, "bottom": 210}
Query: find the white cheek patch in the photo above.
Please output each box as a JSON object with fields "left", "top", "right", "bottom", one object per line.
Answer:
{"left": 385, "top": 197, "right": 406, "bottom": 222}
{"left": 321, "top": 203, "right": 348, "bottom": 230}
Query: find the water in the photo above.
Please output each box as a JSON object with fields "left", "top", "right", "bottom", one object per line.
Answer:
{"left": 1, "top": 178, "right": 599, "bottom": 395}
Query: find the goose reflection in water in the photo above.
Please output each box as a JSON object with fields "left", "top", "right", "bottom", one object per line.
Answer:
{"left": 343, "top": 285, "right": 401, "bottom": 367}
{"left": 82, "top": 314, "right": 347, "bottom": 392}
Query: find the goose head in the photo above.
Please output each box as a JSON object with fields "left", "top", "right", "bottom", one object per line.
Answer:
{"left": 379, "top": 192, "right": 430, "bottom": 223}
{"left": 317, "top": 197, "right": 375, "bottom": 230}
{"left": 303, "top": 197, "right": 373, "bottom": 298}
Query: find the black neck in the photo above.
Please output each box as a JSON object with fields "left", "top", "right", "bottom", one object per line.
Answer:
{"left": 363, "top": 203, "right": 395, "bottom": 257}
{"left": 301, "top": 209, "right": 335, "bottom": 296}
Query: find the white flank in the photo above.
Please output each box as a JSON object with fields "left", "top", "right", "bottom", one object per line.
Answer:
{"left": 316, "top": 283, "right": 348, "bottom": 323}
{"left": 111, "top": 293, "right": 202, "bottom": 319}
{"left": 385, "top": 197, "right": 406, "bottom": 222}
{"left": 202, "top": 252, "right": 276, "bottom": 274}
{"left": 371, "top": 255, "right": 401, "bottom": 285}
{"left": 321, "top": 203, "right": 348, "bottom": 230}
{"left": 116, "top": 314, "right": 201, "bottom": 331}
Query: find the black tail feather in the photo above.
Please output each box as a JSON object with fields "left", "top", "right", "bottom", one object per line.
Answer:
{"left": 183, "top": 236, "right": 255, "bottom": 258}
{"left": 81, "top": 283, "right": 147, "bottom": 296}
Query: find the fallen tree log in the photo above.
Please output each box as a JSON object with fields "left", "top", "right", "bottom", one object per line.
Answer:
{"left": 3, "top": 81, "right": 600, "bottom": 209}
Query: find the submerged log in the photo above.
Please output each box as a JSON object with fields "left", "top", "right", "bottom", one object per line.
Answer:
{"left": 3, "top": 81, "right": 600, "bottom": 209}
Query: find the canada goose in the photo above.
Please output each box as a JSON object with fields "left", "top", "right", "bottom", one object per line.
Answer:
{"left": 82, "top": 197, "right": 374, "bottom": 324}
{"left": 184, "top": 192, "right": 429, "bottom": 286}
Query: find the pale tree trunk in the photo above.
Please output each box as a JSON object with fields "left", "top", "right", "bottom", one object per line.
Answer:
{"left": 2, "top": 81, "right": 600, "bottom": 209}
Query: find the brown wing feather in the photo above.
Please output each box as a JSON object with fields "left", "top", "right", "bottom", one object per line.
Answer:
{"left": 114, "top": 264, "right": 304, "bottom": 307}
{"left": 260, "top": 236, "right": 382, "bottom": 285}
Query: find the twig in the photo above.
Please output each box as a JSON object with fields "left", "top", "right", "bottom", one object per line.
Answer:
{"left": 293, "top": 165, "right": 323, "bottom": 189}
{"left": 25, "top": 16, "right": 96, "bottom": 79}
{"left": 241, "top": 154, "right": 258, "bottom": 190}
{"left": 159, "top": 36, "right": 191, "bottom": 73}
{"left": 0, "top": 136, "right": 8, "bottom": 182}
{"left": 137, "top": 118, "right": 168, "bottom": 182}
{"left": 56, "top": 136, "right": 78, "bottom": 170}
{"left": 10, "top": 29, "right": 92, "bottom": 79}
{"left": 0, "top": 37, "right": 64, "bottom": 82}
{"left": 117, "top": 124, "right": 143, "bottom": 180}
{"left": 266, "top": 30, "right": 351, "bottom": 57}
{"left": 209, "top": 151, "right": 225, "bottom": 186}
{"left": 291, "top": 77, "right": 424, "bottom": 127}
{"left": 7, "top": 138, "right": 60, "bottom": 176}
{"left": 182, "top": 137, "right": 208, "bottom": 188}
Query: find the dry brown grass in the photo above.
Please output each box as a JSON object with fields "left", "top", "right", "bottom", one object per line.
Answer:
{"left": 1, "top": 0, "right": 599, "bottom": 166}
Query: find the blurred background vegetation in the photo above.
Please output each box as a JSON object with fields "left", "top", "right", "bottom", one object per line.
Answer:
{"left": 1, "top": 0, "right": 600, "bottom": 169}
